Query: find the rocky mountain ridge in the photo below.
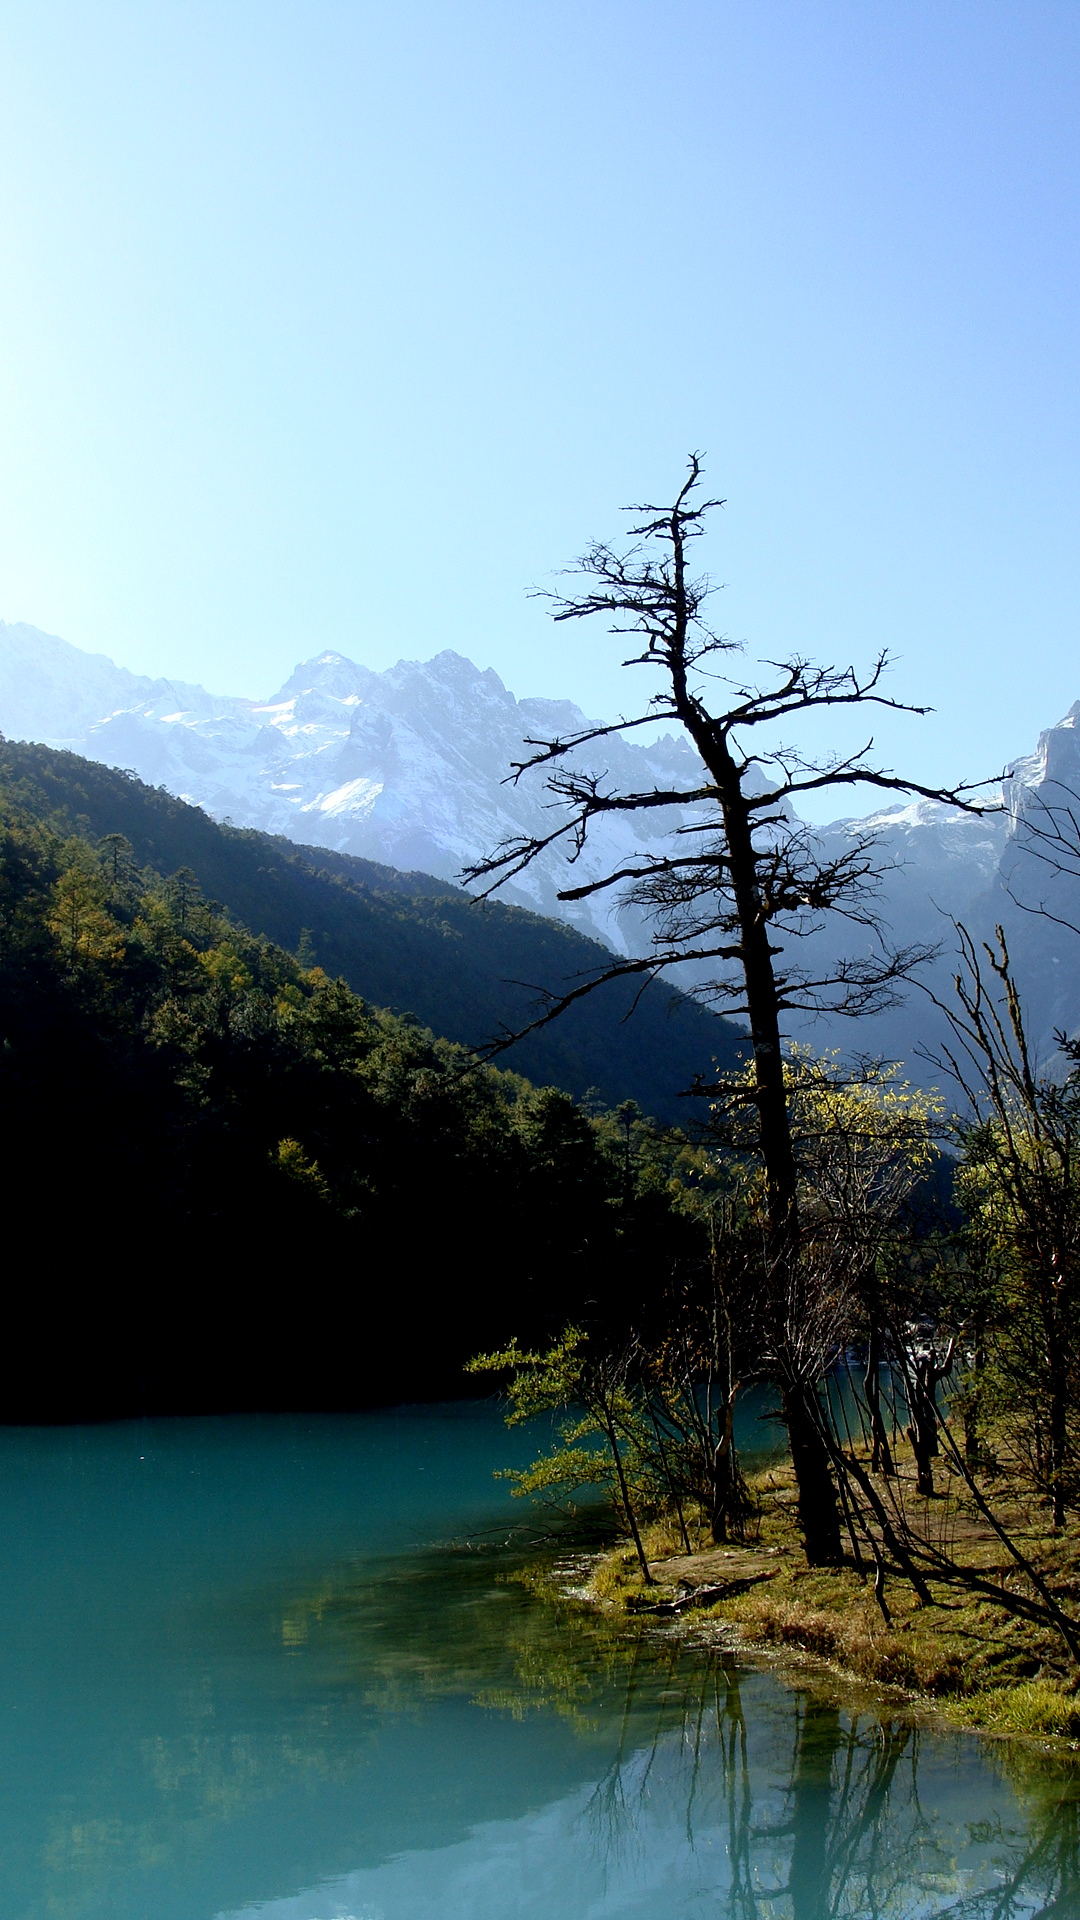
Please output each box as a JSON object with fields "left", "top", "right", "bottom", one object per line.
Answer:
{"left": 2, "top": 618, "right": 1077, "bottom": 1077}
{"left": 0, "top": 621, "right": 702, "bottom": 954}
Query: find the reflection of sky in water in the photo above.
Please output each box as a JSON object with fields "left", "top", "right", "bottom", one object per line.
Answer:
{"left": 0, "top": 1408, "right": 1076, "bottom": 1920}
{"left": 215, "top": 1701, "right": 1041, "bottom": 1920}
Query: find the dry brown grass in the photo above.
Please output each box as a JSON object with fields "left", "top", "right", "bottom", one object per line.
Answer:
{"left": 575, "top": 1458, "right": 1080, "bottom": 1748}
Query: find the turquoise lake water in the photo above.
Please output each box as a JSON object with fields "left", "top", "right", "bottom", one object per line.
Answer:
{"left": 2, "top": 1403, "right": 1079, "bottom": 1918}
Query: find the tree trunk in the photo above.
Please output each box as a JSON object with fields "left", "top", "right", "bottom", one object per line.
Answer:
{"left": 906, "top": 1356, "right": 938, "bottom": 1497}
{"left": 963, "top": 1337, "right": 983, "bottom": 1473}
{"left": 603, "top": 1412, "right": 653, "bottom": 1582}
{"left": 1048, "top": 1320, "right": 1068, "bottom": 1531}
{"left": 670, "top": 703, "right": 835, "bottom": 1566}
{"left": 907, "top": 1421, "right": 936, "bottom": 1498}
{"left": 783, "top": 1383, "right": 843, "bottom": 1566}
{"left": 678, "top": 728, "right": 800, "bottom": 1239}
{"left": 710, "top": 1386, "right": 739, "bottom": 1544}
{"left": 697, "top": 748, "right": 839, "bottom": 1558}
{"left": 863, "top": 1314, "right": 894, "bottom": 1476}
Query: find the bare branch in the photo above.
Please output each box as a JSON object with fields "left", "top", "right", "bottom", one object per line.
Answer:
{"left": 468, "top": 941, "right": 747, "bottom": 1067}
{"left": 503, "top": 705, "right": 684, "bottom": 782}
{"left": 752, "top": 764, "right": 1000, "bottom": 815}
{"left": 556, "top": 850, "right": 733, "bottom": 904}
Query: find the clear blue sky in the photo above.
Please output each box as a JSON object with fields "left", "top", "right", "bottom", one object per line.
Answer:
{"left": 1, "top": 1, "right": 1079, "bottom": 814}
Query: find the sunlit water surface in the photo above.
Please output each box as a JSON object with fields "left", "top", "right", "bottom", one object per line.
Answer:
{"left": 1, "top": 1405, "right": 1078, "bottom": 1919}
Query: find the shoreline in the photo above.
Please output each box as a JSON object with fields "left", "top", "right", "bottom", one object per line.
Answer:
{"left": 536, "top": 1496, "right": 1080, "bottom": 1759}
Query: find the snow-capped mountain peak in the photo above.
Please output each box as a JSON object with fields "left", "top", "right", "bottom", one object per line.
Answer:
{"left": 0, "top": 623, "right": 703, "bottom": 950}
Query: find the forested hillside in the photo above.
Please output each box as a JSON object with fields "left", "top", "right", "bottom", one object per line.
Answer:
{"left": 0, "top": 739, "right": 743, "bottom": 1121}
{"left": 0, "top": 781, "right": 709, "bottom": 1418}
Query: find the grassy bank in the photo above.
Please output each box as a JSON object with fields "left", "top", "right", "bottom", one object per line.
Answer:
{"left": 565, "top": 1462, "right": 1080, "bottom": 1752}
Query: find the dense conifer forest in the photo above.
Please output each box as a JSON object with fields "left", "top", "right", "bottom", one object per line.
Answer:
{"left": 0, "top": 754, "right": 713, "bottom": 1418}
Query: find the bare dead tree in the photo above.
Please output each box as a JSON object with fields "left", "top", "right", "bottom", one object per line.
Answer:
{"left": 924, "top": 926, "right": 1080, "bottom": 1529}
{"left": 897, "top": 1335, "right": 955, "bottom": 1498}
{"left": 465, "top": 457, "right": 991, "bottom": 1564}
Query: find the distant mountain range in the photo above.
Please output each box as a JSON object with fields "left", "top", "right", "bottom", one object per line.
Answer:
{"left": 0, "top": 620, "right": 702, "bottom": 955}
{"left": 3, "top": 618, "right": 1079, "bottom": 1082}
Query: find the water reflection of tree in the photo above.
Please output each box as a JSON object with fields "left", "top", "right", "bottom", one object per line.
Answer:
{"left": 572, "top": 1650, "right": 1080, "bottom": 1918}
{"left": 936, "top": 1756, "right": 1080, "bottom": 1919}
{"left": 584, "top": 1656, "right": 738, "bottom": 1904}
{"left": 783, "top": 1700, "right": 925, "bottom": 1919}
{"left": 329, "top": 1543, "right": 1080, "bottom": 1917}
{"left": 580, "top": 1662, "right": 944, "bottom": 1918}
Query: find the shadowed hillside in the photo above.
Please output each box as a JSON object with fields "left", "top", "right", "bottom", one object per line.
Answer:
{"left": 0, "top": 774, "right": 716, "bottom": 1419}
{"left": 0, "top": 738, "right": 743, "bottom": 1120}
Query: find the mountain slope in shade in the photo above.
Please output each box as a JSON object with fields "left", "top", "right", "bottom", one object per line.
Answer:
{"left": 0, "top": 737, "right": 744, "bottom": 1122}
